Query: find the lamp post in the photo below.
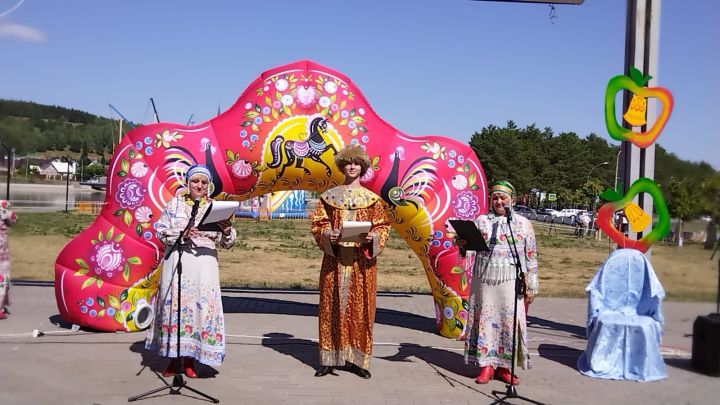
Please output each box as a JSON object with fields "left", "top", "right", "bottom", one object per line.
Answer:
{"left": 613, "top": 148, "right": 622, "bottom": 191}
{"left": 586, "top": 161, "right": 609, "bottom": 212}
{"left": 586, "top": 161, "right": 609, "bottom": 185}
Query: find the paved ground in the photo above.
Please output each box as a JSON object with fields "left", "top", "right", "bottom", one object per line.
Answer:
{"left": 0, "top": 284, "right": 718, "bottom": 405}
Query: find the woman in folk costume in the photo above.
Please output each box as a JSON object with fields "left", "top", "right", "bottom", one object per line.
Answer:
{"left": 0, "top": 200, "right": 17, "bottom": 320}
{"left": 145, "top": 165, "right": 236, "bottom": 378}
{"left": 456, "top": 180, "right": 539, "bottom": 385}
{"left": 311, "top": 144, "right": 391, "bottom": 379}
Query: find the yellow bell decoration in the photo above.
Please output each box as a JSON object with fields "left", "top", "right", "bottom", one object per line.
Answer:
{"left": 625, "top": 202, "right": 651, "bottom": 232}
{"left": 623, "top": 94, "right": 647, "bottom": 127}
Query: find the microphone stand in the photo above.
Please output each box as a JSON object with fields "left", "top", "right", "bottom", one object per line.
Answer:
{"left": 129, "top": 200, "right": 219, "bottom": 403}
{"left": 491, "top": 208, "right": 544, "bottom": 405}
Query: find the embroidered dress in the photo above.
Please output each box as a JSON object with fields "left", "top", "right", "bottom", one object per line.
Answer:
{"left": 0, "top": 201, "right": 17, "bottom": 312}
{"left": 463, "top": 214, "right": 538, "bottom": 370}
{"left": 311, "top": 186, "right": 390, "bottom": 369}
{"left": 145, "top": 196, "right": 236, "bottom": 367}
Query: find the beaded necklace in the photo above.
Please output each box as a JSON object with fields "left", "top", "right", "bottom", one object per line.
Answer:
{"left": 184, "top": 195, "right": 209, "bottom": 209}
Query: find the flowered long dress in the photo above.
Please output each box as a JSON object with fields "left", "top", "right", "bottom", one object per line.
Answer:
{"left": 463, "top": 213, "right": 538, "bottom": 370}
{"left": 145, "top": 195, "right": 236, "bottom": 366}
{"left": 311, "top": 186, "right": 390, "bottom": 370}
{"left": 0, "top": 201, "right": 17, "bottom": 311}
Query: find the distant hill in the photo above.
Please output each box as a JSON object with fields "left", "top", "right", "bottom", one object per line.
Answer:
{"left": 0, "top": 99, "right": 106, "bottom": 124}
{"left": 0, "top": 99, "right": 125, "bottom": 162}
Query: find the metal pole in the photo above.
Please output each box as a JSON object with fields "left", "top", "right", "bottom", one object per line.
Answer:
{"left": 620, "top": 0, "right": 661, "bottom": 252}
{"left": 614, "top": 148, "right": 622, "bottom": 191}
{"left": 1, "top": 142, "right": 11, "bottom": 200}
{"left": 65, "top": 158, "right": 70, "bottom": 213}
{"left": 150, "top": 98, "right": 160, "bottom": 123}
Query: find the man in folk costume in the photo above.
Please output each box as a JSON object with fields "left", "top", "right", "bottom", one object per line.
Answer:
{"left": 311, "top": 144, "right": 391, "bottom": 379}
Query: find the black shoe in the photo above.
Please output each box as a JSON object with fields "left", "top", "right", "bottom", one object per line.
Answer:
{"left": 314, "top": 366, "right": 334, "bottom": 377}
{"left": 350, "top": 364, "right": 371, "bottom": 379}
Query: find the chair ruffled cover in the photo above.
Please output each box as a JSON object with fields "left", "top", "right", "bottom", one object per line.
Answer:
{"left": 577, "top": 249, "right": 667, "bottom": 381}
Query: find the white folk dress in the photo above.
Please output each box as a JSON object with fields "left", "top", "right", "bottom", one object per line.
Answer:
{"left": 463, "top": 213, "right": 538, "bottom": 370}
{"left": 145, "top": 196, "right": 236, "bottom": 366}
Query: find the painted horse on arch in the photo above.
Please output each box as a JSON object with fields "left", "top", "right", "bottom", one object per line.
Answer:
{"left": 267, "top": 116, "right": 337, "bottom": 177}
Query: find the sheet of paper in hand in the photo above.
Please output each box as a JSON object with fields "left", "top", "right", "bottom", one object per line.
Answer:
{"left": 340, "top": 221, "right": 372, "bottom": 243}
{"left": 197, "top": 201, "right": 240, "bottom": 232}
{"left": 448, "top": 219, "right": 490, "bottom": 252}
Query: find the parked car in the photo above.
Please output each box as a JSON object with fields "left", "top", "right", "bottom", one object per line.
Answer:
{"left": 513, "top": 205, "right": 536, "bottom": 217}
{"left": 537, "top": 208, "right": 559, "bottom": 217}
{"left": 555, "top": 209, "right": 580, "bottom": 219}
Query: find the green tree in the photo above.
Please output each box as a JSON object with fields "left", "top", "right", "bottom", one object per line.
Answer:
{"left": 666, "top": 178, "right": 698, "bottom": 246}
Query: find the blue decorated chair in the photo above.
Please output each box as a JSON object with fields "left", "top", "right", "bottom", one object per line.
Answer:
{"left": 577, "top": 248, "right": 667, "bottom": 381}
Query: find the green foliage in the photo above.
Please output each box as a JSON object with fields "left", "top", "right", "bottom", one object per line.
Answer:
{"left": 0, "top": 99, "right": 124, "bottom": 156}
{"left": 84, "top": 163, "right": 107, "bottom": 178}
{"left": 665, "top": 178, "right": 697, "bottom": 221}
{"left": 469, "top": 122, "right": 718, "bottom": 217}
{"left": 699, "top": 174, "right": 720, "bottom": 223}
{"left": 470, "top": 122, "right": 617, "bottom": 208}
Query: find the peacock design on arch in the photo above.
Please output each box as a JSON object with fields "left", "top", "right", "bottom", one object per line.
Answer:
{"left": 53, "top": 60, "right": 488, "bottom": 338}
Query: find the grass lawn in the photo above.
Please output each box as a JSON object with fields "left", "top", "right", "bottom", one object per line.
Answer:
{"left": 7, "top": 212, "right": 718, "bottom": 301}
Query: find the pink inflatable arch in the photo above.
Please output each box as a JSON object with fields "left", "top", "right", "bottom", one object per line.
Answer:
{"left": 54, "top": 61, "right": 488, "bottom": 338}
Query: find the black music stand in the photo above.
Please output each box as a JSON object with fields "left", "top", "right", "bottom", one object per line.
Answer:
{"left": 449, "top": 219, "right": 490, "bottom": 253}
{"left": 129, "top": 206, "right": 219, "bottom": 403}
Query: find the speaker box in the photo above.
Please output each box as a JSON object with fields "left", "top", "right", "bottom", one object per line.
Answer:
{"left": 691, "top": 313, "right": 720, "bottom": 376}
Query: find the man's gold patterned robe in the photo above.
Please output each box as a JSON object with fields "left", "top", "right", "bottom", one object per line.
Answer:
{"left": 311, "top": 186, "right": 390, "bottom": 369}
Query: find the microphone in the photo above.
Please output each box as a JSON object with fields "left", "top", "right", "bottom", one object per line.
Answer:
{"left": 189, "top": 197, "right": 201, "bottom": 226}
{"left": 503, "top": 204, "right": 513, "bottom": 221}
{"left": 165, "top": 197, "right": 202, "bottom": 260}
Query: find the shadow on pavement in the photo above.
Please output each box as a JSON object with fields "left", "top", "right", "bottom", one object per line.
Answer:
{"left": 379, "top": 343, "right": 496, "bottom": 399}
{"left": 379, "top": 342, "right": 476, "bottom": 378}
{"left": 222, "top": 296, "right": 437, "bottom": 334}
{"left": 528, "top": 315, "right": 586, "bottom": 339}
{"left": 260, "top": 332, "right": 318, "bottom": 370}
{"left": 537, "top": 343, "right": 583, "bottom": 370}
{"left": 664, "top": 357, "right": 701, "bottom": 373}
{"left": 129, "top": 340, "right": 219, "bottom": 379}
{"left": 49, "top": 314, "right": 75, "bottom": 329}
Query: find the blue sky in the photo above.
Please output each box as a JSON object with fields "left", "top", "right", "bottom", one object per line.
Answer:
{"left": 1, "top": 0, "right": 718, "bottom": 169}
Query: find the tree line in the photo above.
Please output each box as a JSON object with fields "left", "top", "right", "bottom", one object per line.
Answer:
{"left": 469, "top": 121, "right": 719, "bottom": 224}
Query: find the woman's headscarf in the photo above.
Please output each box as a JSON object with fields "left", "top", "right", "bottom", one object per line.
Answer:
{"left": 490, "top": 180, "right": 515, "bottom": 199}
{"left": 489, "top": 180, "right": 515, "bottom": 216}
{"left": 185, "top": 165, "right": 212, "bottom": 184}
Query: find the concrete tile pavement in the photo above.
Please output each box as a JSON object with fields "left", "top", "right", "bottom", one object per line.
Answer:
{"left": 0, "top": 285, "right": 718, "bottom": 404}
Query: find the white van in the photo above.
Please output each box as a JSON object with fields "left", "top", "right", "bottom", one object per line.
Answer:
{"left": 556, "top": 209, "right": 580, "bottom": 219}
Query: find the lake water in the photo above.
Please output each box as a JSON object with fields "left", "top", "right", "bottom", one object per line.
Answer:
{"left": 2, "top": 183, "right": 106, "bottom": 212}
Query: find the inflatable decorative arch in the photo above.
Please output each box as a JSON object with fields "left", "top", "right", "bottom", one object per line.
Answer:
{"left": 54, "top": 61, "right": 488, "bottom": 338}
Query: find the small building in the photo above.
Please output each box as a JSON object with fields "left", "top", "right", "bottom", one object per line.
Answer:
{"left": 40, "top": 160, "right": 78, "bottom": 180}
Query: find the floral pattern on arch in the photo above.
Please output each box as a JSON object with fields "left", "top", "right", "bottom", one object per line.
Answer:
{"left": 54, "top": 60, "right": 489, "bottom": 338}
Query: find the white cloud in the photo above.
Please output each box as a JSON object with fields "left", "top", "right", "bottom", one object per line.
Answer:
{"left": 0, "top": 22, "right": 45, "bottom": 43}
